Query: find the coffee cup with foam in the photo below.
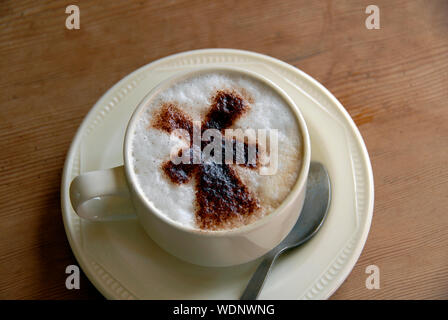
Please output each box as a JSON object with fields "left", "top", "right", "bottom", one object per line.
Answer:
{"left": 70, "top": 66, "right": 310, "bottom": 267}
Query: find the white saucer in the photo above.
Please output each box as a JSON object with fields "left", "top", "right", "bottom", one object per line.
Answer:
{"left": 61, "top": 49, "right": 374, "bottom": 300}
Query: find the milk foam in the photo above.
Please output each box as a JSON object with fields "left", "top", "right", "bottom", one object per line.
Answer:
{"left": 131, "top": 71, "right": 303, "bottom": 230}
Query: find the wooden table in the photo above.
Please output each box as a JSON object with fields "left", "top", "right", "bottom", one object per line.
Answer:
{"left": 1, "top": 0, "right": 447, "bottom": 300}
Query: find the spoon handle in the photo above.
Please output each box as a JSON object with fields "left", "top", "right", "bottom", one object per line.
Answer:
{"left": 240, "top": 251, "right": 279, "bottom": 300}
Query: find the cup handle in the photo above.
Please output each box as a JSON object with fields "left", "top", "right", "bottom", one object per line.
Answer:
{"left": 69, "top": 166, "right": 137, "bottom": 221}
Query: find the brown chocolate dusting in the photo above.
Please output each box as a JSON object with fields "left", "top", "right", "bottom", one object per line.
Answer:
{"left": 152, "top": 103, "right": 193, "bottom": 138}
{"left": 195, "top": 164, "right": 259, "bottom": 230}
{"left": 151, "top": 91, "right": 261, "bottom": 230}
{"left": 204, "top": 91, "right": 248, "bottom": 131}
{"left": 216, "top": 136, "right": 260, "bottom": 169}
{"left": 233, "top": 138, "right": 260, "bottom": 170}
{"left": 162, "top": 159, "right": 197, "bottom": 185}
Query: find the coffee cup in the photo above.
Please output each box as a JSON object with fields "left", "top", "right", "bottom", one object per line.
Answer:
{"left": 69, "top": 66, "right": 310, "bottom": 267}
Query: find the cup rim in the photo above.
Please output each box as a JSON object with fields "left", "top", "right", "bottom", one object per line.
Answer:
{"left": 123, "top": 66, "right": 311, "bottom": 237}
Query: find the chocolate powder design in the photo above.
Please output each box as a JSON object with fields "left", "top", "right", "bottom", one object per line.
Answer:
{"left": 152, "top": 91, "right": 260, "bottom": 230}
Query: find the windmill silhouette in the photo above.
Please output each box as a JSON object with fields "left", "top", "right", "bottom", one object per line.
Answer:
{"left": 152, "top": 91, "right": 261, "bottom": 230}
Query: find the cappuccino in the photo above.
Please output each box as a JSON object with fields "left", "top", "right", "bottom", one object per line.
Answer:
{"left": 130, "top": 71, "right": 303, "bottom": 230}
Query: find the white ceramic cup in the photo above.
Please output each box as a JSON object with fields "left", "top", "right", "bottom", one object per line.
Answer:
{"left": 69, "top": 66, "right": 310, "bottom": 267}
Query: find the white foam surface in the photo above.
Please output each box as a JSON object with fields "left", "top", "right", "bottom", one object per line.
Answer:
{"left": 131, "top": 71, "right": 302, "bottom": 230}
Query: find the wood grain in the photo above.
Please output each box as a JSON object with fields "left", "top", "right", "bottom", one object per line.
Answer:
{"left": 0, "top": 0, "right": 447, "bottom": 299}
